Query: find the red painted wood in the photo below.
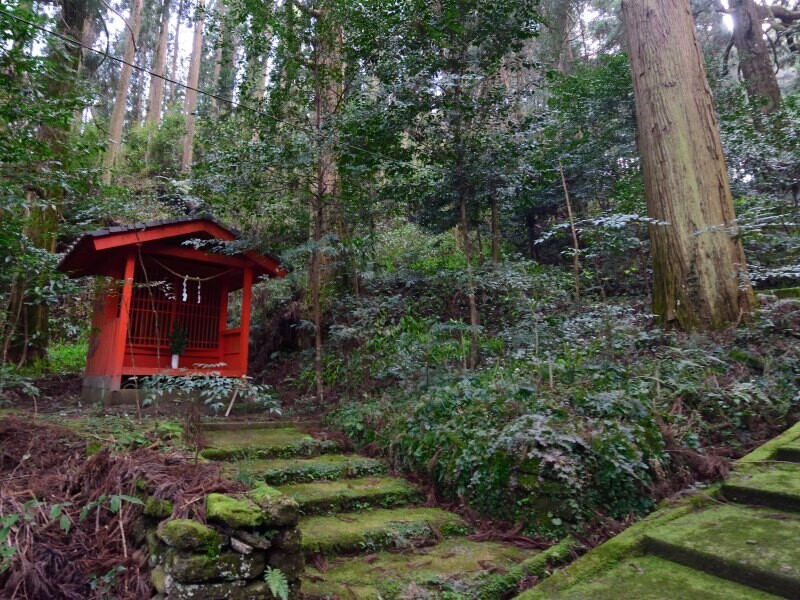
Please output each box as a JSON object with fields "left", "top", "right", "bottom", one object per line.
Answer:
{"left": 239, "top": 267, "right": 253, "bottom": 373}
{"left": 91, "top": 221, "right": 235, "bottom": 251}
{"left": 110, "top": 251, "right": 136, "bottom": 390}
{"left": 147, "top": 244, "right": 251, "bottom": 268}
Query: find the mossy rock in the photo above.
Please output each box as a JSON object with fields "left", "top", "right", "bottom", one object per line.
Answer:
{"left": 768, "top": 287, "right": 800, "bottom": 299}
{"left": 206, "top": 494, "right": 263, "bottom": 529}
{"left": 272, "top": 528, "right": 302, "bottom": 554}
{"left": 165, "top": 549, "right": 266, "bottom": 583}
{"left": 299, "top": 507, "right": 469, "bottom": 556}
{"left": 144, "top": 497, "right": 174, "bottom": 519}
{"left": 158, "top": 519, "right": 224, "bottom": 550}
{"left": 267, "top": 549, "right": 306, "bottom": 582}
{"left": 250, "top": 484, "right": 301, "bottom": 526}
{"left": 165, "top": 578, "right": 276, "bottom": 600}
{"left": 151, "top": 565, "right": 167, "bottom": 595}
{"left": 229, "top": 454, "right": 388, "bottom": 486}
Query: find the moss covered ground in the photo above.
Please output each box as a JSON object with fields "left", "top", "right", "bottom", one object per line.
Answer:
{"left": 199, "top": 426, "right": 340, "bottom": 460}
{"left": 227, "top": 454, "right": 388, "bottom": 485}
{"left": 277, "top": 476, "right": 422, "bottom": 514}
{"left": 303, "top": 538, "right": 528, "bottom": 599}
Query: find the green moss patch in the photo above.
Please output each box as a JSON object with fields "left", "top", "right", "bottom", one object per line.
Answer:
{"left": 158, "top": 519, "right": 223, "bottom": 550}
{"left": 519, "top": 555, "right": 779, "bottom": 600}
{"left": 299, "top": 507, "right": 469, "bottom": 556}
{"left": 303, "top": 538, "right": 529, "bottom": 599}
{"left": 278, "top": 476, "right": 422, "bottom": 515}
{"left": 723, "top": 464, "right": 800, "bottom": 512}
{"left": 229, "top": 454, "right": 388, "bottom": 485}
{"left": 206, "top": 493, "right": 262, "bottom": 528}
{"left": 200, "top": 427, "right": 340, "bottom": 461}
{"left": 644, "top": 505, "right": 800, "bottom": 597}
{"left": 774, "top": 439, "right": 800, "bottom": 463}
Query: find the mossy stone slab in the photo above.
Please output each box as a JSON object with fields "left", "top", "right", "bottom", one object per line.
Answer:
{"left": 278, "top": 476, "right": 422, "bottom": 515}
{"left": 517, "top": 555, "right": 780, "bottom": 600}
{"left": 723, "top": 464, "right": 800, "bottom": 512}
{"left": 644, "top": 505, "right": 800, "bottom": 597}
{"left": 303, "top": 538, "right": 529, "bottom": 599}
{"left": 199, "top": 427, "right": 340, "bottom": 461}
{"left": 774, "top": 439, "right": 800, "bottom": 463}
{"left": 229, "top": 454, "right": 388, "bottom": 485}
{"left": 299, "top": 507, "right": 469, "bottom": 556}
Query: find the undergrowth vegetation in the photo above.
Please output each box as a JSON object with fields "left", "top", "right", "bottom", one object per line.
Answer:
{"left": 307, "top": 226, "right": 800, "bottom": 538}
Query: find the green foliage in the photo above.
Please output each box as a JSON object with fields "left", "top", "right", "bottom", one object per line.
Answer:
{"left": 141, "top": 371, "right": 279, "bottom": 414}
{"left": 0, "top": 364, "right": 39, "bottom": 404}
{"left": 264, "top": 566, "right": 290, "bottom": 600}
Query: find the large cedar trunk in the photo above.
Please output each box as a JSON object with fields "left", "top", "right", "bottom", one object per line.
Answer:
{"left": 102, "top": 0, "right": 145, "bottom": 183}
{"left": 621, "top": 0, "right": 754, "bottom": 330}
{"left": 146, "top": 0, "right": 172, "bottom": 126}
{"left": 181, "top": 0, "right": 205, "bottom": 171}
{"left": 730, "top": 0, "right": 781, "bottom": 114}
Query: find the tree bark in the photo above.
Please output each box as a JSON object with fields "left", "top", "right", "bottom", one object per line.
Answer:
{"left": 490, "top": 195, "right": 500, "bottom": 270}
{"left": 621, "top": 0, "right": 754, "bottom": 330}
{"left": 180, "top": 0, "right": 205, "bottom": 172}
{"left": 730, "top": 0, "right": 781, "bottom": 114}
{"left": 102, "top": 0, "right": 145, "bottom": 184}
{"left": 169, "top": 0, "right": 184, "bottom": 104}
{"left": 146, "top": 0, "right": 172, "bottom": 126}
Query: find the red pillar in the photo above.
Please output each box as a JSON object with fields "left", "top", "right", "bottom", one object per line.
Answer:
{"left": 239, "top": 267, "right": 253, "bottom": 375}
{"left": 110, "top": 251, "right": 136, "bottom": 390}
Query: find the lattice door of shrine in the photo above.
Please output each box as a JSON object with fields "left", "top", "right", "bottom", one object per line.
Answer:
{"left": 127, "top": 261, "right": 222, "bottom": 351}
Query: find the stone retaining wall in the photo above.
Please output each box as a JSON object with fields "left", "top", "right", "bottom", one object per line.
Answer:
{"left": 141, "top": 483, "right": 304, "bottom": 599}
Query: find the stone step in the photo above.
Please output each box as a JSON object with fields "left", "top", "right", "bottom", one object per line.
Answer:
{"left": 227, "top": 454, "right": 388, "bottom": 486}
{"left": 303, "top": 538, "right": 534, "bottom": 600}
{"left": 299, "top": 507, "right": 469, "bottom": 556}
{"left": 722, "top": 464, "right": 800, "bottom": 512}
{"left": 277, "top": 476, "right": 422, "bottom": 515}
{"left": 202, "top": 420, "right": 319, "bottom": 432}
{"left": 516, "top": 555, "right": 780, "bottom": 600}
{"left": 199, "top": 426, "right": 340, "bottom": 461}
{"left": 644, "top": 505, "right": 800, "bottom": 598}
{"left": 774, "top": 439, "right": 800, "bottom": 463}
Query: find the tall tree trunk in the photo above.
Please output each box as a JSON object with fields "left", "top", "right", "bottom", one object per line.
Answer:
{"left": 146, "top": 0, "right": 171, "bottom": 126}
{"left": 621, "top": 0, "right": 754, "bottom": 330}
{"left": 169, "top": 0, "right": 184, "bottom": 104}
{"left": 730, "top": 0, "right": 781, "bottom": 114}
{"left": 307, "top": 3, "right": 343, "bottom": 403}
{"left": 102, "top": 0, "right": 145, "bottom": 184}
{"left": 209, "top": 0, "right": 225, "bottom": 116}
{"left": 6, "top": 0, "right": 89, "bottom": 364}
{"left": 180, "top": 0, "right": 205, "bottom": 172}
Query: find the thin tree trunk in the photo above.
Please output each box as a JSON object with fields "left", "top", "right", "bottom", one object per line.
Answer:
{"left": 146, "top": 0, "right": 171, "bottom": 126}
{"left": 621, "top": 0, "right": 755, "bottom": 330}
{"left": 730, "top": 0, "right": 781, "bottom": 114}
{"left": 559, "top": 163, "right": 581, "bottom": 301}
{"left": 102, "top": 0, "right": 145, "bottom": 184}
{"left": 490, "top": 195, "right": 500, "bottom": 270}
{"left": 169, "top": 0, "right": 184, "bottom": 104}
{"left": 181, "top": 0, "right": 205, "bottom": 172}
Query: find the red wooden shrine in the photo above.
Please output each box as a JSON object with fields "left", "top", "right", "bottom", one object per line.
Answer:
{"left": 57, "top": 217, "right": 286, "bottom": 404}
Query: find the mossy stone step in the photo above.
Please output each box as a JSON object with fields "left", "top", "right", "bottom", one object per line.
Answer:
{"left": 644, "top": 505, "right": 800, "bottom": 598}
{"left": 199, "top": 427, "right": 340, "bottom": 461}
{"left": 516, "top": 555, "right": 780, "bottom": 600}
{"left": 723, "top": 464, "right": 800, "bottom": 512}
{"left": 299, "top": 507, "right": 469, "bottom": 556}
{"left": 303, "top": 538, "right": 532, "bottom": 600}
{"left": 277, "top": 476, "right": 422, "bottom": 515}
{"left": 228, "top": 454, "right": 388, "bottom": 486}
{"left": 774, "top": 439, "right": 800, "bottom": 463}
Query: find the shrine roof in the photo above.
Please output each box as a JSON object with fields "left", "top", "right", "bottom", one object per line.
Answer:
{"left": 57, "top": 216, "right": 286, "bottom": 280}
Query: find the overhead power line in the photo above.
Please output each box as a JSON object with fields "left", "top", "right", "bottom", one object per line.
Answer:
{"left": 0, "top": 7, "right": 418, "bottom": 170}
